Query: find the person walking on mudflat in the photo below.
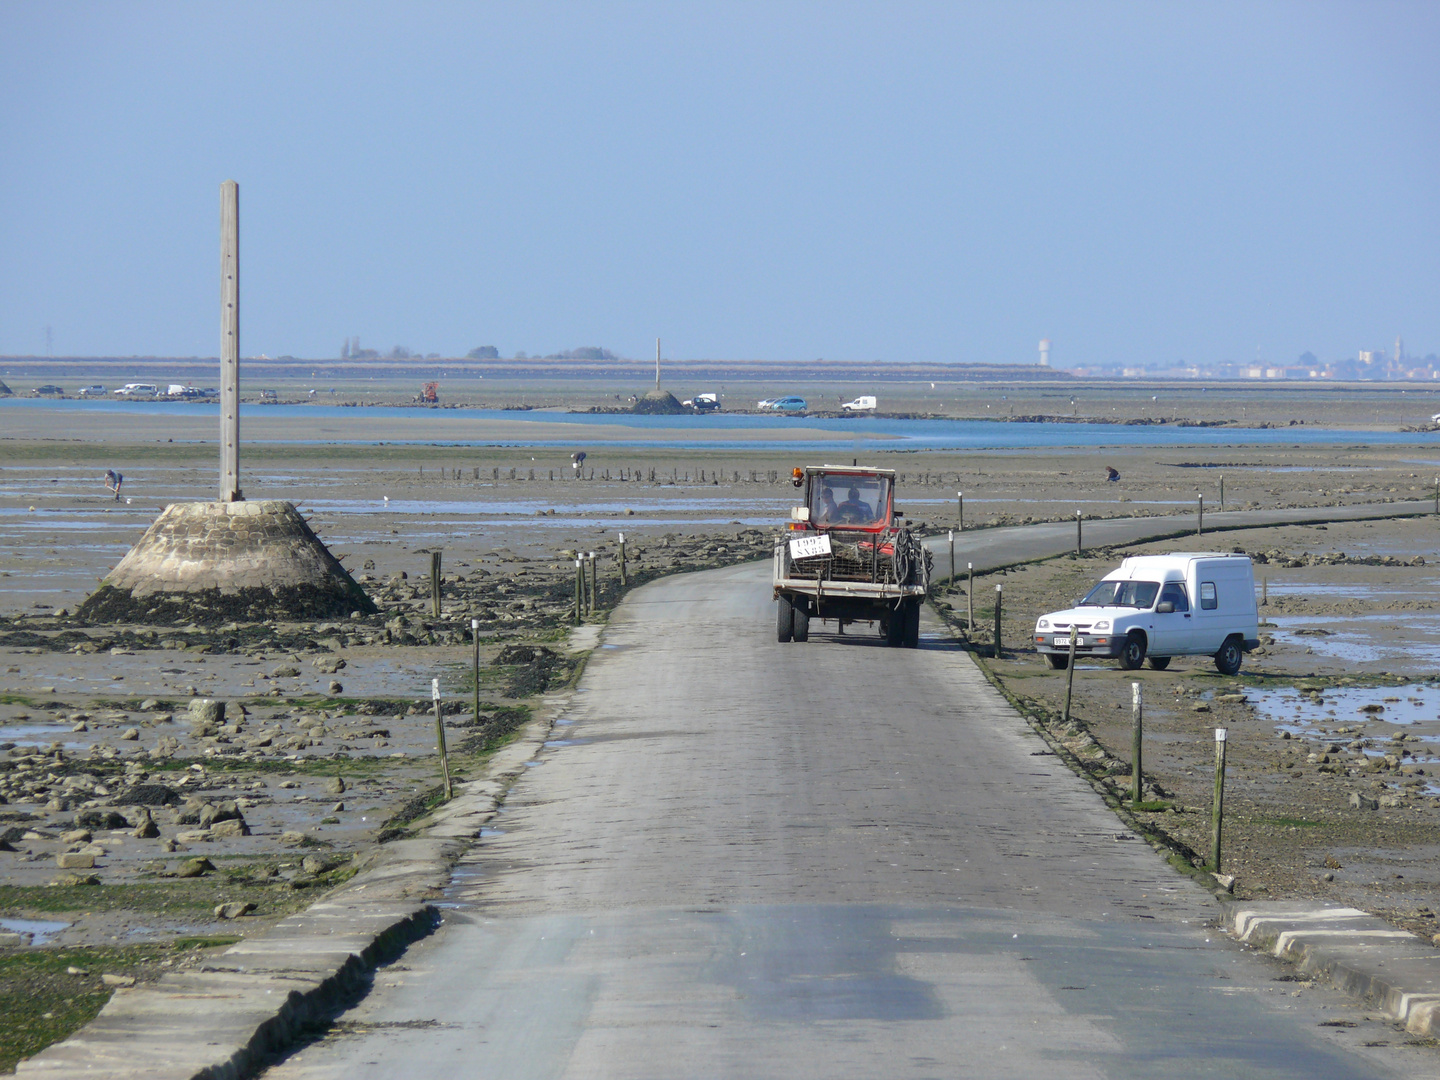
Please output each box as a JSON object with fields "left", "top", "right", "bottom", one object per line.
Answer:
{"left": 104, "top": 468, "right": 123, "bottom": 500}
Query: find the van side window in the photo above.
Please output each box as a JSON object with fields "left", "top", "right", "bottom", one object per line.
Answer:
{"left": 1158, "top": 582, "right": 1189, "bottom": 612}
{"left": 1199, "top": 581, "right": 1217, "bottom": 610}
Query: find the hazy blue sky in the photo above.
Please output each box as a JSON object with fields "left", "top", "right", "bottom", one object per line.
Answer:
{"left": 2, "top": 1, "right": 1436, "bottom": 367}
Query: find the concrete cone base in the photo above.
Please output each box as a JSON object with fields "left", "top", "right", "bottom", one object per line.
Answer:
{"left": 78, "top": 500, "right": 375, "bottom": 625}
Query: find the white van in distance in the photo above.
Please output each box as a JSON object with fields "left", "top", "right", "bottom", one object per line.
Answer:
{"left": 1034, "top": 553, "right": 1259, "bottom": 675}
{"left": 842, "top": 395, "right": 877, "bottom": 412}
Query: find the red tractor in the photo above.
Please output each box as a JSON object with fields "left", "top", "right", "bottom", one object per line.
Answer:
{"left": 773, "top": 465, "right": 931, "bottom": 646}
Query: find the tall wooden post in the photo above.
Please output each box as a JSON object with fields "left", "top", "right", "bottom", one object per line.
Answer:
{"left": 471, "top": 618, "right": 481, "bottom": 726}
{"left": 430, "top": 551, "right": 442, "bottom": 617}
{"left": 948, "top": 530, "right": 955, "bottom": 584}
{"left": 1075, "top": 510, "right": 1083, "bottom": 554}
{"left": 967, "top": 563, "right": 974, "bottom": 632}
{"left": 1211, "top": 728, "right": 1228, "bottom": 871}
{"left": 219, "top": 180, "right": 242, "bottom": 502}
{"left": 1197, "top": 493, "right": 1204, "bottom": 536}
{"left": 433, "top": 678, "right": 452, "bottom": 801}
{"left": 992, "top": 583, "right": 1003, "bottom": 659}
{"left": 1061, "top": 626, "right": 1078, "bottom": 724}
{"left": 1131, "top": 682, "right": 1143, "bottom": 805}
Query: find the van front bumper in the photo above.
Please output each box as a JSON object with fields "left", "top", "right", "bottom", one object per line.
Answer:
{"left": 1034, "top": 635, "right": 1123, "bottom": 659}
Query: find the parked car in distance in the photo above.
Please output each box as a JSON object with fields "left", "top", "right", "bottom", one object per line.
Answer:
{"left": 1431, "top": 411, "right": 1440, "bottom": 424}
{"left": 760, "top": 396, "right": 807, "bottom": 412}
{"left": 841, "top": 395, "right": 877, "bottom": 412}
{"left": 1034, "top": 553, "right": 1259, "bottom": 675}
{"left": 31, "top": 384, "right": 64, "bottom": 396}
{"left": 114, "top": 383, "right": 159, "bottom": 397}
{"left": 78, "top": 385, "right": 106, "bottom": 397}
{"left": 684, "top": 393, "right": 721, "bottom": 412}
{"left": 258, "top": 389, "right": 278, "bottom": 402}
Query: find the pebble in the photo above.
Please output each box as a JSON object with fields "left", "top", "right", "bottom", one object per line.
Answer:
{"left": 101, "top": 974, "right": 136, "bottom": 987}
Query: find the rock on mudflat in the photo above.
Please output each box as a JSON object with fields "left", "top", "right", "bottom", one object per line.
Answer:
{"left": 214, "top": 901, "right": 256, "bottom": 919}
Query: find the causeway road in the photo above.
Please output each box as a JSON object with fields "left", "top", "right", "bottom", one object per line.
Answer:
{"left": 264, "top": 505, "right": 1437, "bottom": 1079}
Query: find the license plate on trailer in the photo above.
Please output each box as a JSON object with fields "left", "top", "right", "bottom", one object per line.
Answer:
{"left": 789, "top": 534, "right": 832, "bottom": 560}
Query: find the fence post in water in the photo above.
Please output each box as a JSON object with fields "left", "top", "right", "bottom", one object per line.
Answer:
{"left": 430, "top": 551, "right": 442, "bottom": 617}
{"left": 1196, "top": 493, "right": 1204, "bottom": 536}
{"left": 1075, "top": 510, "right": 1083, "bottom": 555}
{"left": 1061, "top": 626, "right": 1078, "bottom": 724}
{"left": 619, "top": 532, "right": 627, "bottom": 585}
{"left": 1261, "top": 576, "right": 1268, "bottom": 606}
{"left": 1211, "top": 728, "right": 1228, "bottom": 871}
{"left": 967, "top": 563, "right": 974, "bottom": 632}
{"left": 433, "top": 678, "right": 452, "bottom": 802}
{"left": 948, "top": 531, "right": 955, "bottom": 584}
{"left": 1131, "top": 682, "right": 1143, "bottom": 805}
{"left": 993, "top": 583, "right": 1003, "bottom": 659}
{"left": 957, "top": 492, "right": 964, "bottom": 532}
{"left": 471, "top": 618, "right": 481, "bottom": 725}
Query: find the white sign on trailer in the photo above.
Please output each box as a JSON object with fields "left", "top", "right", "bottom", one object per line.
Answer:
{"left": 789, "top": 534, "right": 832, "bottom": 560}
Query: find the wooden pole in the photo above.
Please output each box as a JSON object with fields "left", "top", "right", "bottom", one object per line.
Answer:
{"left": 957, "top": 491, "right": 964, "bottom": 532}
{"left": 948, "top": 530, "right": 955, "bottom": 585}
{"left": 471, "top": 617, "right": 480, "bottom": 726}
{"left": 1131, "top": 682, "right": 1143, "bottom": 805}
{"left": 219, "top": 180, "right": 242, "bottom": 502}
{"left": 433, "top": 678, "right": 452, "bottom": 801}
{"left": 574, "top": 559, "right": 583, "bottom": 623}
{"left": 992, "top": 583, "right": 1003, "bottom": 659}
{"left": 1434, "top": 476, "right": 1438, "bottom": 515}
{"left": 967, "top": 563, "right": 974, "bottom": 632}
{"left": 1219, "top": 474, "right": 1224, "bottom": 509}
{"left": 430, "top": 551, "right": 442, "bottom": 617}
{"left": 1211, "top": 728, "right": 1228, "bottom": 871}
{"left": 619, "top": 532, "right": 627, "bottom": 585}
{"left": 1197, "top": 493, "right": 1204, "bottom": 536}
{"left": 587, "top": 552, "right": 597, "bottom": 613}
{"left": 1061, "top": 626, "right": 1078, "bottom": 724}
{"left": 1261, "top": 576, "right": 1268, "bottom": 606}
{"left": 1075, "top": 510, "right": 1083, "bottom": 555}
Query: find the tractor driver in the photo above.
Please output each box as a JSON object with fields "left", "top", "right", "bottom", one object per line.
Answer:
{"left": 837, "top": 486, "right": 874, "bottom": 524}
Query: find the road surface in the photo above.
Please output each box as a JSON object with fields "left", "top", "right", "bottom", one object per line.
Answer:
{"left": 263, "top": 537, "right": 1434, "bottom": 1077}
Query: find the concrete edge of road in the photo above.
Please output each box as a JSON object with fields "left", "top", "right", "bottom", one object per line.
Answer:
{"left": 15, "top": 701, "right": 568, "bottom": 1079}
{"left": 1226, "top": 903, "right": 1440, "bottom": 1037}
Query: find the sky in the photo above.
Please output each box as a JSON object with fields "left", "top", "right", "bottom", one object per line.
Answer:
{"left": 1, "top": 1, "right": 1437, "bottom": 368}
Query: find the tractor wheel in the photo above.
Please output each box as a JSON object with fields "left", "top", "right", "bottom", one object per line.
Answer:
{"left": 776, "top": 595, "right": 794, "bottom": 643}
{"left": 1119, "top": 633, "right": 1147, "bottom": 670}
{"left": 792, "top": 603, "right": 810, "bottom": 642}
{"left": 903, "top": 600, "right": 921, "bottom": 648}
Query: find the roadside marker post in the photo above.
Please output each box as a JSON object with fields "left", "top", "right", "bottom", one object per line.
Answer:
{"left": 1261, "top": 577, "right": 1268, "bottom": 606}
{"left": 993, "top": 583, "right": 1003, "bottom": 659}
{"left": 1197, "top": 493, "right": 1204, "bottom": 536}
{"left": 471, "top": 618, "right": 480, "bottom": 726}
{"left": 574, "top": 559, "right": 583, "bottom": 623}
{"left": 430, "top": 551, "right": 442, "bottom": 617}
{"left": 1131, "top": 682, "right": 1143, "bottom": 805}
{"left": 587, "top": 552, "right": 597, "bottom": 614}
{"left": 967, "top": 563, "right": 974, "bottom": 633}
{"left": 619, "top": 532, "right": 627, "bottom": 585}
{"left": 1219, "top": 474, "right": 1225, "bottom": 509}
{"left": 948, "top": 531, "right": 955, "bottom": 585}
{"left": 1211, "top": 727, "right": 1228, "bottom": 872}
{"left": 1075, "top": 510, "right": 1083, "bottom": 555}
{"left": 433, "top": 678, "right": 453, "bottom": 802}
{"left": 957, "top": 491, "right": 964, "bottom": 532}
{"left": 1061, "top": 626, "right": 1078, "bottom": 724}
{"left": 1434, "top": 476, "right": 1438, "bottom": 515}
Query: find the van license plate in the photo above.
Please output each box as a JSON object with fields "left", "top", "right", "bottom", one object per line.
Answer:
{"left": 1056, "top": 635, "right": 1084, "bottom": 647}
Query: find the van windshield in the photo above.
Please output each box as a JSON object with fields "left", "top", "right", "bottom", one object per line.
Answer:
{"left": 1079, "top": 580, "right": 1160, "bottom": 608}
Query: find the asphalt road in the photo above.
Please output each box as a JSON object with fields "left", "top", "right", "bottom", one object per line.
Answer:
{"left": 262, "top": 519, "right": 1437, "bottom": 1079}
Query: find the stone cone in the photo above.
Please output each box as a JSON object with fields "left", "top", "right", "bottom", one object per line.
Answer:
{"left": 631, "top": 389, "right": 687, "bottom": 415}
{"left": 78, "top": 500, "right": 376, "bottom": 624}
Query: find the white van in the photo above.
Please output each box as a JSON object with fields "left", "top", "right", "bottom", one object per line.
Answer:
{"left": 1033, "top": 553, "right": 1259, "bottom": 674}
{"left": 842, "top": 395, "right": 877, "bottom": 412}
{"left": 114, "top": 383, "right": 159, "bottom": 397}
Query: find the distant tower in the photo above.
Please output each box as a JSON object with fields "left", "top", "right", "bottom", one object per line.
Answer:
{"left": 1395, "top": 336, "right": 1405, "bottom": 366}
{"left": 1038, "top": 338, "right": 1051, "bottom": 367}
{"left": 655, "top": 337, "right": 661, "bottom": 390}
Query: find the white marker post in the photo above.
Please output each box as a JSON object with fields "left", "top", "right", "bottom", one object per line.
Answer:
{"left": 433, "top": 678, "right": 452, "bottom": 801}
{"left": 471, "top": 618, "right": 480, "bottom": 726}
{"left": 1211, "top": 728, "right": 1228, "bottom": 871}
{"left": 948, "top": 530, "right": 955, "bottom": 585}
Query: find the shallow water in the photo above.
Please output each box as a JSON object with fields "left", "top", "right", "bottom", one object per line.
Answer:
{"left": 1268, "top": 614, "right": 1440, "bottom": 666}
{"left": 0, "top": 918, "right": 70, "bottom": 945}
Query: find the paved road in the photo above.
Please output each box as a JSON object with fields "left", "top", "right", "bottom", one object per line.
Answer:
{"left": 264, "top": 528, "right": 1435, "bottom": 1078}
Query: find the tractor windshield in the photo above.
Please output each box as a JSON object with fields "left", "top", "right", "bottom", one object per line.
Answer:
{"left": 809, "top": 473, "right": 891, "bottom": 528}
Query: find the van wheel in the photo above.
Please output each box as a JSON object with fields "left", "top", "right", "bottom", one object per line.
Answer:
{"left": 792, "top": 603, "right": 810, "bottom": 642}
{"left": 776, "top": 596, "right": 794, "bottom": 643}
{"left": 1147, "top": 656, "right": 1171, "bottom": 671}
{"left": 1119, "top": 633, "right": 1147, "bottom": 670}
{"left": 1045, "top": 653, "right": 1069, "bottom": 670}
{"left": 1214, "top": 637, "right": 1243, "bottom": 676}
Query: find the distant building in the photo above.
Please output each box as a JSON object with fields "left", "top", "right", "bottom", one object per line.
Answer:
{"left": 1039, "top": 339, "right": 1051, "bottom": 367}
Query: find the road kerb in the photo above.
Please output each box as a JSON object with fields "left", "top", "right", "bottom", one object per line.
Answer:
{"left": 1228, "top": 903, "right": 1440, "bottom": 1036}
